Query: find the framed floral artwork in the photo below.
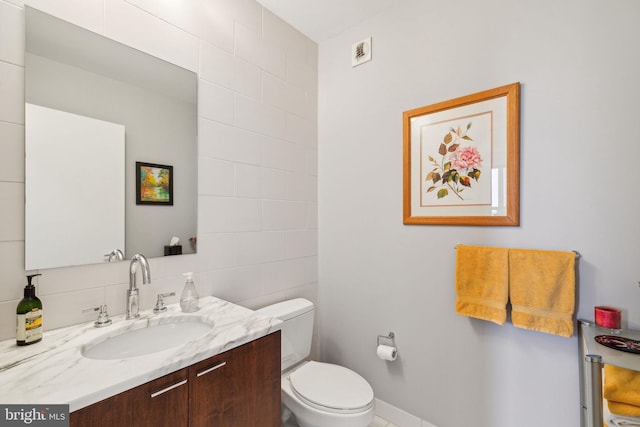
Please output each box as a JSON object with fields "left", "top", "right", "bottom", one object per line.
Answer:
{"left": 403, "top": 83, "right": 520, "bottom": 226}
{"left": 136, "top": 161, "right": 173, "bottom": 205}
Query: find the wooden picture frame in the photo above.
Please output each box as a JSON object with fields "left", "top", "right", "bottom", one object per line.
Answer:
{"left": 403, "top": 83, "right": 520, "bottom": 226}
{"left": 136, "top": 161, "right": 173, "bottom": 205}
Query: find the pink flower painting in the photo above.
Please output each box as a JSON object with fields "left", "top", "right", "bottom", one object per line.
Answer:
{"left": 452, "top": 146, "right": 482, "bottom": 170}
{"left": 425, "top": 122, "right": 482, "bottom": 200}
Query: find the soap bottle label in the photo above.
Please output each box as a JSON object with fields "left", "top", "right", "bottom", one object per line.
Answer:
{"left": 17, "top": 309, "right": 43, "bottom": 343}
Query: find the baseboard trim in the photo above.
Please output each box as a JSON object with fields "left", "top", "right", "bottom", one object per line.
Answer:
{"left": 375, "top": 398, "right": 437, "bottom": 427}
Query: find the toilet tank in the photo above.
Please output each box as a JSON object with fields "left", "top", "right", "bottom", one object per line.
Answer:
{"left": 257, "top": 298, "right": 314, "bottom": 371}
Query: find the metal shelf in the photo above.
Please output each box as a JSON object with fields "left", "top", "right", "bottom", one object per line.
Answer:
{"left": 578, "top": 320, "right": 640, "bottom": 427}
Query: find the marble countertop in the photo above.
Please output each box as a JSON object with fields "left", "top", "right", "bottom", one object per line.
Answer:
{"left": 0, "top": 296, "right": 281, "bottom": 411}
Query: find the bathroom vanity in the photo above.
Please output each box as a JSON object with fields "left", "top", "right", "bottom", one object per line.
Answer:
{"left": 0, "top": 296, "right": 282, "bottom": 427}
{"left": 71, "top": 331, "right": 280, "bottom": 426}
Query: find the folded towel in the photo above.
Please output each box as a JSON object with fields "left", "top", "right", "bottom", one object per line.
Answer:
{"left": 605, "top": 365, "right": 640, "bottom": 417}
{"left": 610, "top": 401, "right": 640, "bottom": 418}
{"left": 609, "top": 415, "right": 640, "bottom": 426}
{"left": 455, "top": 245, "right": 509, "bottom": 325}
{"left": 508, "top": 248, "right": 575, "bottom": 337}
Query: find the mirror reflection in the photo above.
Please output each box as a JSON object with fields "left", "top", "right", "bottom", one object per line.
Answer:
{"left": 24, "top": 7, "right": 198, "bottom": 270}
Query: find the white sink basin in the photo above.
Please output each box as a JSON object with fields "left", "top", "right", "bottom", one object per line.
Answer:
{"left": 82, "top": 319, "right": 213, "bottom": 360}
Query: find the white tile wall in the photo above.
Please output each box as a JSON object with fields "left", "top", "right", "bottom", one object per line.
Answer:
{"left": 262, "top": 72, "right": 289, "bottom": 111}
{"left": 262, "top": 136, "right": 306, "bottom": 172}
{"left": 286, "top": 174, "right": 317, "bottom": 202}
{"left": 233, "top": 58, "right": 262, "bottom": 100}
{"left": 203, "top": 265, "right": 262, "bottom": 303}
{"left": 105, "top": 0, "right": 199, "bottom": 71}
{"left": 262, "top": 9, "right": 307, "bottom": 60}
{"left": 234, "top": 22, "right": 287, "bottom": 81}
{"left": 0, "top": 242, "right": 25, "bottom": 301}
{"left": 221, "top": 0, "right": 262, "bottom": 35}
{"left": 0, "top": 122, "right": 24, "bottom": 182}
{"left": 286, "top": 55, "right": 317, "bottom": 92}
{"left": 235, "top": 231, "right": 286, "bottom": 266}
{"left": 199, "top": 41, "right": 236, "bottom": 90}
{"left": 0, "top": 1, "right": 24, "bottom": 66}
{"left": 261, "top": 168, "right": 288, "bottom": 200}
{"left": 0, "top": 0, "right": 318, "bottom": 341}
{"left": 199, "top": 196, "right": 262, "bottom": 233}
{"left": 262, "top": 256, "right": 317, "bottom": 294}
{"left": 195, "top": 233, "right": 234, "bottom": 270}
{"left": 199, "top": 119, "right": 262, "bottom": 165}
{"left": 0, "top": 183, "right": 23, "bottom": 242}
{"left": 285, "top": 230, "right": 317, "bottom": 258}
{"left": 198, "top": 157, "right": 235, "bottom": 197}
{"left": 0, "top": 61, "right": 24, "bottom": 124}
{"left": 260, "top": 40, "right": 287, "bottom": 81}
{"left": 124, "top": 0, "right": 158, "bottom": 16}
{"left": 286, "top": 113, "right": 317, "bottom": 146}
{"left": 0, "top": 299, "right": 18, "bottom": 339}
{"left": 198, "top": 80, "right": 235, "bottom": 125}
{"left": 16, "top": 0, "right": 104, "bottom": 35}
{"left": 306, "top": 202, "right": 318, "bottom": 229}
{"left": 157, "top": 0, "right": 234, "bottom": 54}
{"left": 235, "top": 93, "right": 286, "bottom": 139}
{"left": 262, "top": 200, "right": 307, "bottom": 230}
{"left": 235, "top": 163, "right": 263, "bottom": 199}
{"left": 306, "top": 150, "right": 318, "bottom": 176}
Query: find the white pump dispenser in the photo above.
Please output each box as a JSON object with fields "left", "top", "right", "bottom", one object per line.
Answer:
{"left": 180, "top": 272, "right": 199, "bottom": 312}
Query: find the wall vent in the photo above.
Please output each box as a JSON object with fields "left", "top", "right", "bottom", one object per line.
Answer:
{"left": 352, "top": 37, "right": 372, "bottom": 67}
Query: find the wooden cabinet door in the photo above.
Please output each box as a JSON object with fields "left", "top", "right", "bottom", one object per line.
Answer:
{"left": 189, "top": 331, "right": 281, "bottom": 427}
{"left": 188, "top": 349, "right": 232, "bottom": 427}
{"left": 70, "top": 368, "right": 189, "bottom": 427}
{"left": 226, "top": 330, "right": 281, "bottom": 427}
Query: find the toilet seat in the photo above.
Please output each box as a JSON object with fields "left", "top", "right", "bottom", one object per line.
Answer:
{"left": 288, "top": 361, "right": 374, "bottom": 415}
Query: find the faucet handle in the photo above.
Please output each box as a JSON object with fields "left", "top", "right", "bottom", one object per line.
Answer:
{"left": 83, "top": 304, "right": 112, "bottom": 328}
{"left": 153, "top": 292, "right": 176, "bottom": 313}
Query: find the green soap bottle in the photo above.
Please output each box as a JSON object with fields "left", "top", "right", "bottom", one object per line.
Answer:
{"left": 16, "top": 274, "right": 43, "bottom": 346}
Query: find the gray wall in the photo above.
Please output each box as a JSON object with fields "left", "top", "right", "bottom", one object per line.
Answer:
{"left": 318, "top": 0, "right": 640, "bottom": 426}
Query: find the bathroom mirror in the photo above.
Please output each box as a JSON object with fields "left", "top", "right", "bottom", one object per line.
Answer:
{"left": 24, "top": 7, "right": 198, "bottom": 270}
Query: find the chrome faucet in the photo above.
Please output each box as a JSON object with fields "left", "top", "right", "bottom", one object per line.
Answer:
{"left": 105, "top": 248, "right": 124, "bottom": 262}
{"left": 126, "top": 254, "right": 151, "bottom": 319}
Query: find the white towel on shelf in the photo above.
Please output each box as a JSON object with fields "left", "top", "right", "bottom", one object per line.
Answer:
{"left": 610, "top": 415, "right": 640, "bottom": 426}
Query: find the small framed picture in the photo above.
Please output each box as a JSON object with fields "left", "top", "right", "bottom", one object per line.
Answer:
{"left": 136, "top": 161, "right": 173, "bottom": 205}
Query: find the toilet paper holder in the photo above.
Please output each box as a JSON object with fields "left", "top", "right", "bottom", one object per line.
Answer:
{"left": 377, "top": 332, "right": 395, "bottom": 347}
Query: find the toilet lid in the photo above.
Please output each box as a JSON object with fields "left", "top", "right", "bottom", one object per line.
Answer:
{"left": 288, "top": 361, "right": 374, "bottom": 414}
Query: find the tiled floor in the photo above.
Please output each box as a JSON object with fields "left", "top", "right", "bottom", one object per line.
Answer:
{"left": 286, "top": 417, "right": 398, "bottom": 427}
{"left": 369, "top": 415, "right": 398, "bottom": 427}
{"left": 285, "top": 414, "right": 396, "bottom": 427}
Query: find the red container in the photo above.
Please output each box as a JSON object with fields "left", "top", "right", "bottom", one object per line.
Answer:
{"left": 595, "top": 306, "right": 621, "bottom": 329}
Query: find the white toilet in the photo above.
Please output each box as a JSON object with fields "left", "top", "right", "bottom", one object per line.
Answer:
{"left": 257, "top": 298, "right": 375, "bottom": 427}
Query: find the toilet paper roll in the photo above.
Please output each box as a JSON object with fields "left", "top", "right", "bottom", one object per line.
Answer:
{"left": 377, "top": 344, "right": 397, "bottom": 361}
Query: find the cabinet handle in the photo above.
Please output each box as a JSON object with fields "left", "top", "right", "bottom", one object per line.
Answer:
{"left": 150, "top": 379, "right": 188, "bottom": 398}
{"left": 196, "top": 361, "right": 226, "bottom": 377}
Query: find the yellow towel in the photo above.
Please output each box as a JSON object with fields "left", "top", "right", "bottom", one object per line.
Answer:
{"left": 509, "top": 248, "right": 575, "bottom": 338}
{"left": 605, "top": 364, "right": 640, "bottom": 417}
{"left": 455, "top": 245, "right": 509, "bottom": 325}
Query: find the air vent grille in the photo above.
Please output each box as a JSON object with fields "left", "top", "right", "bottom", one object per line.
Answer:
{"left": 351, "top": 37, "right": 372, "bottom": 67}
